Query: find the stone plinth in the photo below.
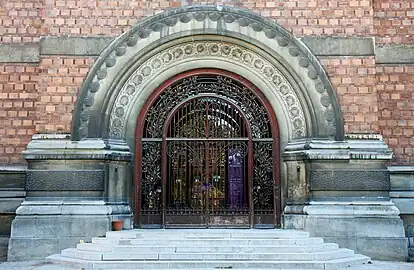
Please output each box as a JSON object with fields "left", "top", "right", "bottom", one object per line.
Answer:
{"left": 7, "top": 134, "right": 134, "bottom": 261}
{"left": 7, "top": 199, "right": 132, "bottom": 261}
{"left": 284, "top": 200, "right": 407, "bottom": 261}
{"left": 283, "top": 134, "right": 408, "bottom": 260}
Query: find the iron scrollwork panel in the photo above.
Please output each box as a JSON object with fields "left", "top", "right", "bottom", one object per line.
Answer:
{"left": 144, "top": 75, "right": 271, "bottom": 138}
{"left": 141, "top": 141, "right": 162, "bottom": 213}
{"left": 253, "top": 141, "right": 274, "bottom": 213}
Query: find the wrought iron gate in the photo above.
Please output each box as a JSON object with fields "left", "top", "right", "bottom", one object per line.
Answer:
{"left": 136, "top": 70, "right": 280, "bottom": 228}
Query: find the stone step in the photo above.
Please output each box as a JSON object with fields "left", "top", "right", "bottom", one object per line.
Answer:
{"left": 47, "top": 229, "right": 371, "bottom": 269}
{"left": 61, "top": 247, "right": 355, "bottom": 261}
{"left": 76, "top": 242, "right": 340, "bottom": 253}
{"left": 92, "top": 237, "right": 325, "bottom": 246}
{"left": 105, "top": 229, "right": 310, "bottom": 239}
{"left": 47, "top": 254, "right": 370, "bottom": 269}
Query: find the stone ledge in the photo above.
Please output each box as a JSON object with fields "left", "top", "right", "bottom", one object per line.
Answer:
{"left": 1, "top": 38, "right": 411, "bottom": 65}
{"left": 38, "top": 36, "right": 378, "bottom": 57}
{"left": 301, "top": 37, "right": 374, "bottom": 56}
{"left": 0, "top": 44, "right": 40, "bottom": 63}
{"left": 283, "top": 137, "right": 392, "bottom": 161}
{"left": 390, "top": 191, "right": 414, "bottom": 198}
{"left": 391, "top": 198, "right": 414, "bottom": 214}
{"left": 23, "top": 135, "right": 132, "bottom": 161}
{"left": 40, "top": 36, "right": 114, "bottom": 56}
{"left": 389, "top": 166, "right": 414, "bottom": 173}
{"left": 376, "top": 44, "right": 414, "bottom": 64}
{"left": 0, "top": 165, "right": 26, "bottom": 172}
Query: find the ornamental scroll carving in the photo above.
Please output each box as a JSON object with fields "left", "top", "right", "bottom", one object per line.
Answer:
{"left": 109, "top": 41, "right": 306, "bottom": 138}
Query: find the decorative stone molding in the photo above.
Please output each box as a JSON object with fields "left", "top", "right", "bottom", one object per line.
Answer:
{"left": 72, "top": 5, "right": 344, "bottom": 141}
{"left": 283, "top": 135, "right": 392, "bottom": 161}
{"left": 23, "top": 134, "right": 132, "bottom": 161}
{"left": 109, "top": 41, "right": 306, "bottom": 138}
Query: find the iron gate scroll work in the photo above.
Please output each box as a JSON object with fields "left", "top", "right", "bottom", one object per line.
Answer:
{"left": 136, "top": 69, "right": 280, "bottom": 228}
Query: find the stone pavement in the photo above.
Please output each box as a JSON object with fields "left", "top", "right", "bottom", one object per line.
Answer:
{"left": 0, "top": 260, "right": 413, "bottom": 270}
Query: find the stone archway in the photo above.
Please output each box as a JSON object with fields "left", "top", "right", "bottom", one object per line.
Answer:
{"left": 69, "top": 5, "right": 346, "bottom": 228}
{"left": 135, "top": 69, "right": 281, "bottom": 228}
{"left": 71, "top": 5, "right": 344, "bottom": 145}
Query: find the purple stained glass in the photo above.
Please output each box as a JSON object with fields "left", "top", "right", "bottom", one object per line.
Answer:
{"left": 228, "top": 149, "right": 244, "bottom": 208}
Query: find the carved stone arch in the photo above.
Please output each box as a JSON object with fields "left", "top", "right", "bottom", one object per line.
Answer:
{"left": 71, "top": 5, "right": 344, "bottom": 142}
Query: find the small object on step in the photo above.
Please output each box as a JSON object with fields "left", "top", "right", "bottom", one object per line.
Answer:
{"left": 112, "top": 220, "right": 123, "bottom": 231}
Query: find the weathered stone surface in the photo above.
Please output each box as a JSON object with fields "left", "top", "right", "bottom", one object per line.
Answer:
{"left": 8, "top": 238, "right": 85, "bottom": 261}
{"left": 0, "top": 44, "right": 39, "bottom": 63}
{"left": 309, "top": 169, "right": 390, "bottom": 191}
{"left": 23, "top": 136, "right": 132, "bottom": 161}
{"left": 25, "top": 170, "right": 104, "bottom": 191}
{"left": 392, "top": 198, "right": 414, "bottom": 214}
{"left": 389, "top": 165, "right": 414, "bottom": 252}
{"left": 0, "top": 166, "right": 26, "bottom": 189}
{"left": 37, "top": 36, "right": 375, "bottom": 57}
{"left": 323, "top": 237, "right": 408, "bottom": 261}
{"left": 0, "top": 216, "right": 13, "bottom": 236}
{"left": 46, "top": 229, "right": 370, "bottom": 268}
{"left": 7, "top": 200, "right": 132, "bottom": 261}
{"left": 0, "top": 199, "right": 23, "bottom": 214}
{"left": 0, "top": 237, "right": 8, "bottom": 261}
{"left": 301, "top": 37, "right": 374, "bottom": 56}
{"left": 283, "top": 136, "right": 392, "bottom": 161}
{"left": 284, "top": 201, "right": 408, "bottom": 260}
{"left": 376, "top": 44, "right": 414, "bottom": 64}
{"left": 40, "top": 36, "right": 113, "bottom": 56}
{"left": 389, "top": 166, "right": 414, "bottom": 191}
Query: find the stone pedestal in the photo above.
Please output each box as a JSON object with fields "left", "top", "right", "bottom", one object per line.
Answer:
{"left": 283, "top": 134, "right": 408, "bottom": 261}
{"left": 7, "top": 134, "right": 133, "bottom": 261}
{"left": 389, "top": 166, "right": 414, "bottom": 260}
{"left": 7, "top": 199, "right": 132, "bottom": 261}
{"left": 0, "top": 165, "right": 25, "bottom": 261}
{"left": 284, "top": 200, "right": 408, "bottom": 261}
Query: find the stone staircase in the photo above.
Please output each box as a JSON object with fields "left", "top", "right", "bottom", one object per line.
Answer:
{"left": 46, "top": 229, "right": 370, "bottom": 269}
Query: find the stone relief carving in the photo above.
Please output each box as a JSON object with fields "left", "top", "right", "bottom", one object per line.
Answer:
{"left": 75, "top": 6, "right": 341, "bottom": 140}
{"left": 109, "top": 41, "right": 306, "bottom": 138}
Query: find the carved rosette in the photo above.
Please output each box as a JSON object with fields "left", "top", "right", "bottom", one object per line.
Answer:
{"left": 75, "top": 6, "right": 342, "bottom": 141}
{"left": 109, "top": 41, "right": 306, "bottom": 138}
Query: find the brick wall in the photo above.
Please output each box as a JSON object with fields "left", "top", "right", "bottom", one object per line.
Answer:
{"left": 0, "top": 64, "right": 38, "bottom": 163}
{"left": 39, "top": 0, "right": 375, "bottom": 37}
{"left": 0, "top": 0, "right": 42, "bottom": 44}
{"left": 374, "top": 0, "right": 414, "bottom": 164}
{"left": 36, "top": 57, "right": 95, "bottom": 133}
{"left": 374, "top": 0, "right": 414, "bottom": 44}
{"left": 377, "top": 65, "right": 414, "bottom": 164}
{"left": 321, "top": 56, "right": 378, "bottom": 134}
{"left": 0, "top": 0, "right": 413, "bottom": 165}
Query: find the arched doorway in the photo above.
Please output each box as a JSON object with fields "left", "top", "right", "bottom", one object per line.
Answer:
{"left": 135, "top": 69, "right": 280, "bottom": 228}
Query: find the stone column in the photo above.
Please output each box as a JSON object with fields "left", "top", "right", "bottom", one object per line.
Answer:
{"left": 283, "top": 134, "right": 408, "bottom": 261}
{"left": 7, "top": 134, "right": 133, "bottom": 261}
